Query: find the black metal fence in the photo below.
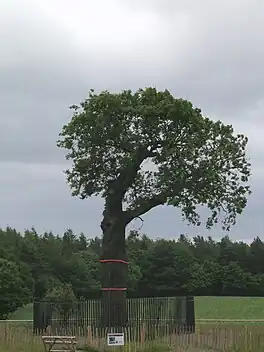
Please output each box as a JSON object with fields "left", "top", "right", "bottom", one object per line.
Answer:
{"left": 33, "top": 296, "right": 195, "bottom": 336}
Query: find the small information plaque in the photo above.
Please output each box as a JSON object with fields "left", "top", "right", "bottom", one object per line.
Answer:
{"left": 107, "top": 333, "right": 125, "bottom": 346}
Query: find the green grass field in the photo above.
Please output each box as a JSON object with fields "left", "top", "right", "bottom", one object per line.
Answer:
{"left": 195, "top": 296, "right": 264, "bottom": 320}
{"left": 4, "top": 297, "right": 264, "bottom": 352}
{"left": 9, "top": 303, "right": 33, "bottom": 320}
{"left": 8, "top": 296, "right": 264, "bottom": 321}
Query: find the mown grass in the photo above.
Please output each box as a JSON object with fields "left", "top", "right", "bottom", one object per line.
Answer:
{"left": 10, "top": 297, "right": 264, "bottom": 321}
{"left": 195, "top": 296, "right": 264, "bottom": 320}
{"left": 9, "top": 303, "right": 33, "bottom": 320}
{"left": 5, "top": 297, "right": 264, "bottom": 351}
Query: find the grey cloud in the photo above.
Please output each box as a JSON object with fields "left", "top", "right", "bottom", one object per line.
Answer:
{"left": 0, "top": 0, "right": 263, "bottom": 240}
{"left": 150, "top": 0, "right": 264, "bottom": 115}
{"left": 0, "top": 163, "right": 104, "bottom": 236}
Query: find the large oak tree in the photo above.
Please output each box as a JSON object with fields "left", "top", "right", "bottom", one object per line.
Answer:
{"left": 57, "top": 87, "right": 251, "bottom": 326}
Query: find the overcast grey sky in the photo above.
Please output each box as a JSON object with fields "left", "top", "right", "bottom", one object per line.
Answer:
{"left": 0, "top": 0, "right": 263, "bottom": 242}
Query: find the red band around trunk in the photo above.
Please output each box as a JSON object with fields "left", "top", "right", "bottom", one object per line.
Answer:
{"left": 101, "top": 287, "right": 127, "bottom": 291}
{"left": 99, "top": 259, "right": 128, "bottom": 265}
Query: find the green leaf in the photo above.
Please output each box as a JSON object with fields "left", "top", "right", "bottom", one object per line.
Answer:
{"left": 58, "top": 87, "right": 251, "bottom": 230}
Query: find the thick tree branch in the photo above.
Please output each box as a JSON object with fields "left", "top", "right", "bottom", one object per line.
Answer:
{"left": 107, "top": 147, "right": 155, "bottom": 202}
{"left": 124, "top": 194, "right": 167, "bottom": 225}
{"left": 119, "top": 148, "right": 156, "bottom": 192}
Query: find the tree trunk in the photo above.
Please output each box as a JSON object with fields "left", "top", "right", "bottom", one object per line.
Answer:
{"left": 100, "top": 206, "right": 128, "bottom": 328}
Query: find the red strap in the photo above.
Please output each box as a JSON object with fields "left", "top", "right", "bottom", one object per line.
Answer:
{"left": 101, "top": 287, "right": 127, "bottom": 291}
{"left": 100, "top": 259, "right": 128, "bottom": 265}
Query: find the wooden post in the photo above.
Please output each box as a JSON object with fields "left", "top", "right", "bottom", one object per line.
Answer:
{"left": 87, "top": 326, "right": 92, "bottom": 346}
{"left": 140, "top": 324, "right": 145, "bottom": 345}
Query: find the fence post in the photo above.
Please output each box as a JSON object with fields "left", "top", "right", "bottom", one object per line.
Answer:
{"left": 87, "top": 326, "right": 92, "bottom": 346}
{"left": 140, "top": 323, "right": 145, "bottom": 345}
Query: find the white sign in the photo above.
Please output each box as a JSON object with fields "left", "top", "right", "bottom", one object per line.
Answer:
{"left": 107, "top": 333, "right": 125, "bottom": 346}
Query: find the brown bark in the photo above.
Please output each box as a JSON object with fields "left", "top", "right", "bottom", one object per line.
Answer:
{"left": 99, "top": 148, "right": 160, "bottom": 328}
{"left": 100, "top": 197, "right": 128, "bottom": 328}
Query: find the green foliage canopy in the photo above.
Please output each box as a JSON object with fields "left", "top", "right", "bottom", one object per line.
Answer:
{"left": 58, "top": 87, "right": 251, "bottom": 230}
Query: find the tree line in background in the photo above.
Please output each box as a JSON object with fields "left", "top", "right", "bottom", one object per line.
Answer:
{"left": 1, "top": 226, "right": 264, "bottom": 319}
